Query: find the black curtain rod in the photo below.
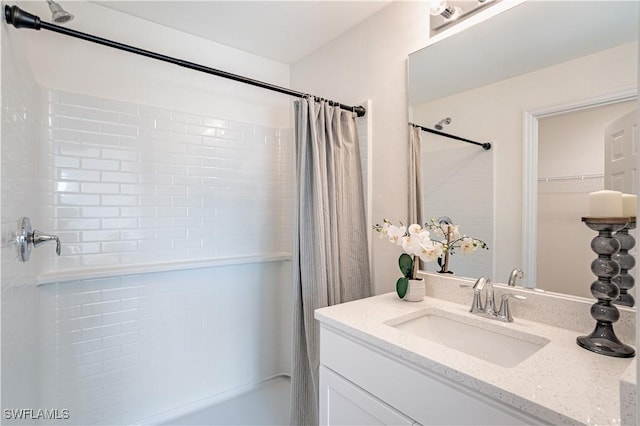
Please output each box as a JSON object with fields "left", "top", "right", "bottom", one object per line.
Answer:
{"left": 4, "top": 5, "right": 366, "bottom": 117}
{"left": 411, "top": 122, "right": 491, "bottom": 151}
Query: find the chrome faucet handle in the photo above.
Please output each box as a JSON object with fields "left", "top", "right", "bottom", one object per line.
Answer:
{"left": 459, "top": 284, "right": 484, "bottom": 313}
{"left": 32, "top": 230, "right": 61, "bottom": 255}
{"left": 463, "top": 277, "right": 490, "bottom": 314}
{"left": 497, "top": 294, "right": 526, "bottom": 322}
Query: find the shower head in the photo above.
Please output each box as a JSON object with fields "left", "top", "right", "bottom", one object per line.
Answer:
{"left": 434, "top": 117, "right": 451, "bottom": 130}
{"left": 46, "top": 0, "right": 73, "bottom": 24}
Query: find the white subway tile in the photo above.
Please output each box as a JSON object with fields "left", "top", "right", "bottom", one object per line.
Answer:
{"left": 56, "top": 141, "right": 100, "bottom": 158}
{"left": 101, "top": 195, "right": 139, "bottom": 207}
{"left": 82, "top": 206, "right": 120, "bottom": 218}
{"left": 81, "top": 230, "right": 119, "bottom": 242}
{"left": 81, "top": 158, "right": 120, "bottom": 171}
{"left": 54, "top": 155, "right": 81, "bottom": 168}
{"left": 81, "top": 183, "right": 120, "bottom": 194}
{"left": 58, "top": 194, "right": 100, "bottom": 206}
{"left": 101, "top": 172, "right": 138, "bottom": 184}
{"left": 101, "top": 332, "right": 138, "bottom": 350}
{"left": 101, "top": 241, "right": 138, "bottom": 253}
{"left": 56, "top": 181, "right": 81, "bottom": 193}
{"left": 59, "top": 169, "right": 101, "bottom": 182}
{"left": 119, "top": 229, "right": 155, "bottom": 241}
{"left": 57, "top": 219, "right": 101, "bottom": 231}
{"left": 82, "top": 132, "right": 120, "bottom": 147}
{"left": 101, "top": 218, "right": 138, "bottom": 229}
{"left": 81, "top": 301, "right": 122, "bottom": 318}
{"left": 81, "top": 108, "right": 120, "bottom": 123}
{"left": 101, "top": 123, "right": 138, "bottom": 137}
{"left": 101, "top": 148, "right": 139, "bottom": 162}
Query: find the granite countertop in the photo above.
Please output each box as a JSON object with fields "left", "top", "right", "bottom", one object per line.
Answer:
{"left": 315, "top": 291, "right": 634, "bottom": 425}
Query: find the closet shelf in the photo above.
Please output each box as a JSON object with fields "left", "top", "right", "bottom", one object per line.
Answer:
{"left": 36, "top": 252, "right": 292, "bottom": 286}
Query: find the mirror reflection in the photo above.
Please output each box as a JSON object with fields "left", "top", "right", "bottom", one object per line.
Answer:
{"left": 408, "top": 1, "right": 638, "bottom": 300}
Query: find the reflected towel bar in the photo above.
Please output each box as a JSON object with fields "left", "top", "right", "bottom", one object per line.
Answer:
{"left": 411, "top": 122, "right": 491, "bottom": 150}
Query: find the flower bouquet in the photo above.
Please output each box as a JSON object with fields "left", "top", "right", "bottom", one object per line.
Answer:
{"left": 374, "top": 219, "right": 442, "bottom": 299}
{"left": 425, "top": 217, "right": 488, "bottom": 274}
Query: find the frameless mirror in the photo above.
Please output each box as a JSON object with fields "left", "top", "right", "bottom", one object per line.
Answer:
{"left": 408, "top": 1, "right": 638, "bottom": 301}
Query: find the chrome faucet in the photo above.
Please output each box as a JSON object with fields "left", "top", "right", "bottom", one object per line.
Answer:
{"left": 464, "top": 276, "right": 526, "bottom": 323}
{"left": 508, "top": 268, "right": 524, "bottom": 286}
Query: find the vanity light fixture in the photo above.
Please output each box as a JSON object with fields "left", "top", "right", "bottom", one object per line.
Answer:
{"left": 429, "top": 0, "right": 460, "bottom": 20}
{"left": 429, "top": 0, "right": 501, "bottom": 35}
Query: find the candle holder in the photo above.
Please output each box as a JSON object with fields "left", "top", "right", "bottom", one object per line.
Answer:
{"left": 613, "top": 219, "right": 636, "bottom": 307}
{"left": 578, "top": 217, "right": 635, "bottom": 358}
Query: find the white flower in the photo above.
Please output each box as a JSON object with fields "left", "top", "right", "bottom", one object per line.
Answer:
{"left": 459, "top": 237, "right": 477, "bottom": 255}
{"left": 408, "top": 224, "right": 422, "bottom": 235}
{"left": 387, "top": 225, "right": 406, "bottom": 245}
{"left": 378, "top": 222, "right": 390, "bottom": 239}
{"left": 445, "top": 224, "right": 461, "bottom": 241}
{"left": 401, "top": 235, "right": 425, "bottom": 257}
{"left": 416, "top": 241, "right": 444, "bottom": 262}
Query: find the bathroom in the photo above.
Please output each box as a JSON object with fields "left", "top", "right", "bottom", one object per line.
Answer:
{"left": 1, "top": 1, "right": 638, "bottom": 425}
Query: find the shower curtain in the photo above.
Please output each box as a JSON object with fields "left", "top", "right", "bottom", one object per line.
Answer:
{"left": 409, "top": 124, "right": 423, "bottom": 225}
{"left": 290, "top": 98, "right": 371, "bottom": 425}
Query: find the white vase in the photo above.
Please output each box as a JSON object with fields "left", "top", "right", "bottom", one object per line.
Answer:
{"left": 403, "top": 279, "right": 425, "bottom": 302}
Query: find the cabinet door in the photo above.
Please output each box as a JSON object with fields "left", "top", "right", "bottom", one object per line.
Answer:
{"left": 320, "top": 366, "right": 414, "bottom": 426}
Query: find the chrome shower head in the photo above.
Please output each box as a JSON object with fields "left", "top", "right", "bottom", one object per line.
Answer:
{"left": 435, "top": 117, "right": 451, "bottom": 130}
{"left": 46, "top": 0, "right": 73, "bottom": 24}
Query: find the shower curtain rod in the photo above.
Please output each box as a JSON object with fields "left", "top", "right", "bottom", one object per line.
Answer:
{"left": 4, "top": 5, "right": 366, "bottom": 118}
{"left": 411, "top": 122, "right": 491, "bottom": 151}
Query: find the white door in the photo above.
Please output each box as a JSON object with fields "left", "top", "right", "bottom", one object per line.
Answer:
{"left": 605, "top": 109, "right": 638, "bottom": 194}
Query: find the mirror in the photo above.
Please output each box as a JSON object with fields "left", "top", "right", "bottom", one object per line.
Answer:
{"left": 408, "top": 1, "right": 638, "bottom": 299}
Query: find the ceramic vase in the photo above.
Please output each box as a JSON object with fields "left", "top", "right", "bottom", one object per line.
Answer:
{"left": 403, "top": 278, "right": 425, "bottom": 302}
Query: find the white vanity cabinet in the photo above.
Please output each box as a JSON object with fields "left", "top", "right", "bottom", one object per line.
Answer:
{"left": 319, "top": 325, "right": 546, "bottom": 426}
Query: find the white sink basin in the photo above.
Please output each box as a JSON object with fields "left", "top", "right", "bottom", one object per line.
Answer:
{"left": 388, "top": 310, "right": 549, "bottom": 368}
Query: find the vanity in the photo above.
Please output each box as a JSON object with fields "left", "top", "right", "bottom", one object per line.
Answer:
{"left": 315, "top": 273, "right": 636, "bottom": 425}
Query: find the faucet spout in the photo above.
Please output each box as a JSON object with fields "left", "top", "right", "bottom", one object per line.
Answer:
{"left": 508, "top": 268, "right": 524, "bottom": 286}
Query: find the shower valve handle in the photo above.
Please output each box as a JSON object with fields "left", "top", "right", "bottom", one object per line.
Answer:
{"left": 15, "top": 217, "right": 61, "bottom": 262}
{"left": 32, "top": 230, "right": 62, "bottom": 256}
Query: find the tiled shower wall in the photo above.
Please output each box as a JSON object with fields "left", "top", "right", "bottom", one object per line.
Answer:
{"left": 32, "top": 90, "right": 293, "bottom": 425}
{"left": 422, "top": 145, "right": 494, "bottom": 278}
{"left": 1, "top": 24, "right": 40, "bottom": 420}
{"left": 39, "top": 90, "right": 292, "bottom": 273}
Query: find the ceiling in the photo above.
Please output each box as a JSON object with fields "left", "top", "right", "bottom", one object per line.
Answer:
{"left": 93, "top": 1, "right": 393, "bottom": 64}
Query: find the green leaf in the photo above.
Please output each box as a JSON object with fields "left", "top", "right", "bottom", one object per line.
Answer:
{"left": 396, "top": 277, "right": 409, "bottom": 299}
{"left": 398, "top": 253, "right": 413, "bottom": 278}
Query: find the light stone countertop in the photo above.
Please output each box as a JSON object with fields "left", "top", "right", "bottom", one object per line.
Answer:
{"left": 315, "top": 289, "right": 635, "bottom": 425}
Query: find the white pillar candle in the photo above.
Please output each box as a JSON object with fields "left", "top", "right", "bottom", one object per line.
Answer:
{"left": 622, "top": 193, "right": 637, "bottom": 217}
{"left": 588, "top": 190, "right": 623, "bottom": 217}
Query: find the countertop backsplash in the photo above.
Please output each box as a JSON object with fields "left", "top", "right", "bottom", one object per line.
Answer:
{"left": 420, "top": 271, "right": 636, "bottom": 345}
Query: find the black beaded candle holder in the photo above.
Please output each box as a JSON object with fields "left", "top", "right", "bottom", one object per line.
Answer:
{"left": 613, "top": 219, "right": 636, "bottom": 307}
{"left": 578, "top": 217, "right": 635, "bottom": 358}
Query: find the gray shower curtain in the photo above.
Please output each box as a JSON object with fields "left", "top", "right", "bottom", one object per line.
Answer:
{"left": 409, "top": 124, "right": 423, "bottom": 225}
{"left": 290, "top": 98, "right": 371, "bottom": 425}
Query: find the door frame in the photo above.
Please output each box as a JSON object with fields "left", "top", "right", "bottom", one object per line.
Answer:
{"left": 521, "top": 88, "right": 637, "bottom": 287}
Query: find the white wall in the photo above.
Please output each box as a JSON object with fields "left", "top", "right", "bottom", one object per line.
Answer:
{"left": 291, "top": 1, "right": 430, "bottom": 294}
{"left": 1, "top": 15, "right": 40, "bottom": 422}
{"left": 412, "top": 41, "right": 638, "bottom": 285}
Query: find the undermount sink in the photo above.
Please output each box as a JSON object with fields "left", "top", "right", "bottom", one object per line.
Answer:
{"left": 388, "top": 309, "right": 549, "bottom": 368}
